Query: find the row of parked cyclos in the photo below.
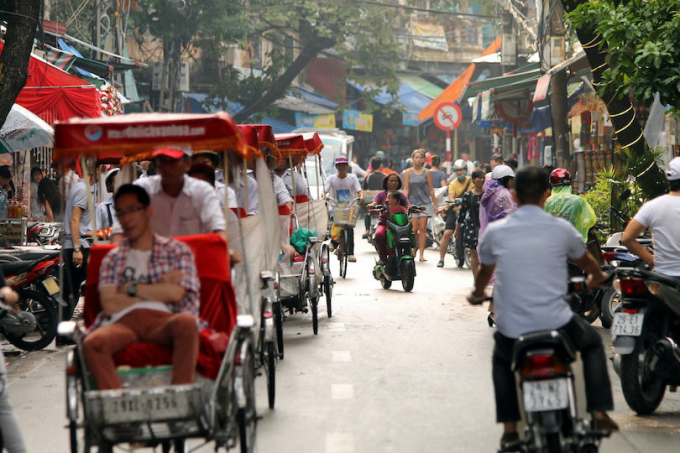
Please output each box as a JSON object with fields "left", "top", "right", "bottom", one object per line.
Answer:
{"left": 488, "top": 190, "right": 680, "bottom": 453}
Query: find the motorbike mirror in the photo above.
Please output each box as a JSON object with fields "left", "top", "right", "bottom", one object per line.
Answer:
{"left": 620, "top": 189, "right": 631, "bottom": 201}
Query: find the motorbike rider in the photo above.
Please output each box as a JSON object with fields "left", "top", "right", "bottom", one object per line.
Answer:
{"left": 368, "top": 174, "right": 410, "bottom": 263}
{"left": 437, "top": 159, "right": 471, "bottom": 268}
{"left": 544, "top": 168, "right": 596, "bottom": 243}
{"left": 621, "top": 156, "right": 680, "bottom": 275}
{"left": 479, "top": 165, "right": 517, "bottom": 324}
{"left": 468, "top": 166, "right": 617, "bottom": 448}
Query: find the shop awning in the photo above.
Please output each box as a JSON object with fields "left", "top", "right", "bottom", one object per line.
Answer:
{"left": 0, "top": 42, "right": 101, "bottom": 124}
{"left": 532, "top": 51, "right": 591, "bottom": 102}
{"left": 398, "top": 75, "right": 443, "bottom": 99}
{"left": 292, "top": 88, "right": 338, "bottom": 109}
{"left": 347, "top": 80, "right": 433, "bottom": 113}
{"left": 462, "top": 67, "right": 542, "bottom": 101}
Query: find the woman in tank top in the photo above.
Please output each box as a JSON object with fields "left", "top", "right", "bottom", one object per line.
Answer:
{"left": 403, "top": 149, "right": 438, "bottom": 262}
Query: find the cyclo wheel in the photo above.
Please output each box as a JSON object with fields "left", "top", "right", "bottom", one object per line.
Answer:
{"left": 68, "top": 355, "right": 93, "bottom": 453}
{"left": 237, "top": 349, "right": 257, "bottom": 453}
{"left": 324, "top": 276, "right": 333, "bottom": 318}
{"left": 264, "top": 341, "right": 276, "bottom": 409}
{"left": 273, "top": 302, "right": 284, "bottom": 359}
{"left": 311, "top": 295, "right": 319, "bottom": 335}
{"left": 5, "top": 289, "right": 58, "bottom": 351}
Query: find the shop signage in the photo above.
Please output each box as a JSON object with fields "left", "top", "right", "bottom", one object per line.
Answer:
{"left": 402, "top": 112, "right": 420, "bottom": 127}
{"left": 294, "top": 113, "right": 336, "bottom": 129}
{"left": 342, "top": 110, "right": 373, "bottom": 132}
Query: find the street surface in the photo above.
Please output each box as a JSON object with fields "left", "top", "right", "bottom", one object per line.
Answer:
{"left": 4, "top": 231, "right": 680, "bottom": 452}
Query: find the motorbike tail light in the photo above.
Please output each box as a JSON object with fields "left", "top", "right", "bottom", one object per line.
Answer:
{"left": 646, "top": 281, "right": 663, "bottom": 296}
{"left": 520, "top": 353, "right": 566, "bottom": 378}
{"left": 619, "top": 278, "right": 649, "bottom": 296}
{"left": 624, "top": 308, "right": 639, "bottom": 314}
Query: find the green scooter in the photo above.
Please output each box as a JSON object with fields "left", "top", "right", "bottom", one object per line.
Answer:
{"left": 371, "top": 205, "right": 423, "bottom": 292}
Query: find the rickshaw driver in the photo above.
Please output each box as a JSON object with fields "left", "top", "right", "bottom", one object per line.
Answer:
{"left": 110, "top": 147, "right": 226, "bottom": 243}
{"left": 83, "top": 184, "right": 200, "bottom": 391}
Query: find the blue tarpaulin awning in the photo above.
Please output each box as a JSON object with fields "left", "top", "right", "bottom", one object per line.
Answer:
{"left": 347, "top": 80, "right": 433, "bottom": 125}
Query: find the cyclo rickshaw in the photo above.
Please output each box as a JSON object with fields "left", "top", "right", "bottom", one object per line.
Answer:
{"left": 273, "top": 133, "right": 332, "bottom": 336}
{"left": 54, "top": 112, "right": 257, "bottom": 452}
{"left": 233, "top": 124, "right": 283, "bottom": 409}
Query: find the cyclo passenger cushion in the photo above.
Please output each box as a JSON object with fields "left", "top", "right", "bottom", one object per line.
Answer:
{"left": 295, "top": 194, "right": 309, "bottom": 203}
{"left": 83, "top": 234, "right": 237, "bottom": 380}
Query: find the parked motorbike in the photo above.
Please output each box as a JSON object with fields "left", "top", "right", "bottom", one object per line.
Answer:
{"left": 497, "top": 278, "right": 613, "bottom": 453}
{"left": 371, "top": 205, "right": 422, "bottom": 292}
{"left": 0, "top": 250, "right": 61, "bottom": 350}
{"left": 611, "top": 267, "right": 680, "bottom": 415}
{"left": 26, "top": 222, "right": 63, "bottom": 247}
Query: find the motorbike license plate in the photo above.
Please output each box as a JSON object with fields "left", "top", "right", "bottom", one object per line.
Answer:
{"left": 522, "top": 378, "right": 569, "bottom": 412}
{"left": 611, "top": 313, "right": 644, "bottom": 337}
{"left": 42, "top": 277, "right": 60, "bottom": 296}
{"left": 102, "top": 393, "right": 189, "bottom": 424}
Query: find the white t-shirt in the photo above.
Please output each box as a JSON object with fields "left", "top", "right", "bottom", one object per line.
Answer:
{"left": 102, "top": 249, "right": 171, "bottom": 326}
{"left": 324, "top": 173, "right": 361, "bottom": 213}
{"left": 478, "top": 205, "right": 585, "bottom": 339}
{"left": 634, "top": 194, "right": 680, "bottom": 276}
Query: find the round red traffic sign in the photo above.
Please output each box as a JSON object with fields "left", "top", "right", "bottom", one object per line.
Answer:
{"left": 433, "top": 102, "right": 463, "bottom": 131}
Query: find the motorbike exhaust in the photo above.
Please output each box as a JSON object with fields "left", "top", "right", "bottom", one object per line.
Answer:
{"left": 650, "top": 338, "right": 680, "bottom": 378}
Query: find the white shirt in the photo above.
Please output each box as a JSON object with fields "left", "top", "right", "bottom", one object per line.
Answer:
{"left": 271, "top": 171, "right": 293, "bottom": 205}
{"left": 634, "top": 194, "right": 680, "bottom": 276}
{"left": 350, "top": 161, "right": 367, "bottom": 178}
{"left": 96, "top": 198, "right": 117, "bottom": 230}
{"left": 464, "top": 160, "right": 476, "bottom": 175}
{"left": 111, "top": 175, "right": 226, "bottom": 238}
{"left": 230, "top": 171, "right": 259, "bottom": 215}
{"left": 324, "top": 173, "right": 361, "bottom": 213}
{"left": 478, "top": 205, "right": 585, "bottom": 338}
{"left": 282, "top": 169, "right": 310, "bottom": 197}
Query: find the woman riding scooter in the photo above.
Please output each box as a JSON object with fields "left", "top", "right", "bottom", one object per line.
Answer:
{"left": 368, "top": 174, "right": 409, "bottom": 264}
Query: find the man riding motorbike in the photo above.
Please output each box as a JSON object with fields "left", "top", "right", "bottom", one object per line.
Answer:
{"left": 544, "top": 168, "right": 596, "bottom": 243}
{"left": 437, "top": 159, "right": 470, "bottom": 268}
{"left": 621, "top": 156, "right": 680, "bottom": 275}
{"left": 468, "top": 166, "right": 617, "bottom": 448}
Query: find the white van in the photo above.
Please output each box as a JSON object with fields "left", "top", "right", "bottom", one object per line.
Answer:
{"left": 293, "top": 128, "right": 355, "bottom": 178}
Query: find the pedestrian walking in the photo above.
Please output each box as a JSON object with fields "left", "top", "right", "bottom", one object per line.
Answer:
{"left": 403, "top": 149, "right": 438, "bottom": 262}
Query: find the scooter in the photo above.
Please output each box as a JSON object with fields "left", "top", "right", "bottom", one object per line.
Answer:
{"left": 598, "top": 247, "right": 643, "bottom": 328}
{"left": 371, "top": 205, "right": 422, "bottom": 292}
{"left": 496, "top": 278, "right": 613, "bottom": 453}
{"left": 0, "top": 250, "right": 61, "bottom": 350}
{"left": 611, "top": 266, "right": 680, "bottom": 415}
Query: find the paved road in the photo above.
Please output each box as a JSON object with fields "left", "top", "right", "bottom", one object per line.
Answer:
{"left": 4, "top": 232, "right": 680, "bottom": 452}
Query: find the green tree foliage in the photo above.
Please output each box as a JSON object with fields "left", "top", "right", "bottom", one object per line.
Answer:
{"left": 566, "top": 0, "right": 680, "bottom": 111}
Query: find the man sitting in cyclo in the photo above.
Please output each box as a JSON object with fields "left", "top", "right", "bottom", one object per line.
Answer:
{"left": 83, "top": 184, "right": 200, "bottom": 390}
{"left": 325, "top": 156, "right": 363, "bottom": 262}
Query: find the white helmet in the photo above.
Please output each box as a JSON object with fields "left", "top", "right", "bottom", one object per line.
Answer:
{"left": 492, "top": 164, "right": 514, "bottom": 180}
{"left": 453, "top": 159, "right": 466, "bottom": 171}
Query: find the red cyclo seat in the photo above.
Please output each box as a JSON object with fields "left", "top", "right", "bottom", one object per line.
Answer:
{"left": 295, "top": 194, "right": 309, "bottom": 203}
{"left": 278, "top": 205, "right": 291, "bottom": 216}
{"left": 83, "top": 233, "right": 237, "bottom": 380}
{"left": 230, "top": 207, "right": 247, "bottom": 218}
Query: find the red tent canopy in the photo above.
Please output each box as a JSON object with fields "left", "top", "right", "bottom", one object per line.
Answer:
{"left": 238, "top": 124, "right": 281, "bottom": 161}
{"left": 301, "top": 132, "right": 324, "bottom": 155}
{"left": 0, "top": 42, "right": 101, "bottom": 124}
{"left": 54, "top": 112, "right": 246, "bottom": 163}
{"left": 275, "top": 134, "right": 308, "bottom": 159}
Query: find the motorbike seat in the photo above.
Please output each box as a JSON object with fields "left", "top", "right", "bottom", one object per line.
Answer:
{"left": 0, "top": 259, "right": 43, "bottom": 276}
{"left": 511, "top": 330, "right": 577, "bottom": 372}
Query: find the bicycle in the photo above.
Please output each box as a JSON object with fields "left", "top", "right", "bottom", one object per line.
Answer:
{"left": 329, "top": 197, "right": 362, "bottom": 278}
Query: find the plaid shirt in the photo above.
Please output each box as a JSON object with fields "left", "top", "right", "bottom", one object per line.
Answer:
{"left": 92, "top": 234, "right": 200, "bottom": 330}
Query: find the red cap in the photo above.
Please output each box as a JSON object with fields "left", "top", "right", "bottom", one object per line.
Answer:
{"left": 152, "top": 147, "right": 191, "bottom": 159}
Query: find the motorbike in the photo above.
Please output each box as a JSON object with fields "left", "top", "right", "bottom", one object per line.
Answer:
{"left": 611, "top": 266, "right": 680, "bottom": 415}
{"left": 497, "top": 278, "right": 613, "bottom": 453}
{"left": 26, "top": 222, "right": 63, "bottom": 247}
{"left": 598, "top": 247, "right": 643, "bottom": 328}
{"left": 371, "top": 205, "right": 422, "bottom": 292}
{"left": 0, "top": 250, "right": 61, "bottom": 351}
